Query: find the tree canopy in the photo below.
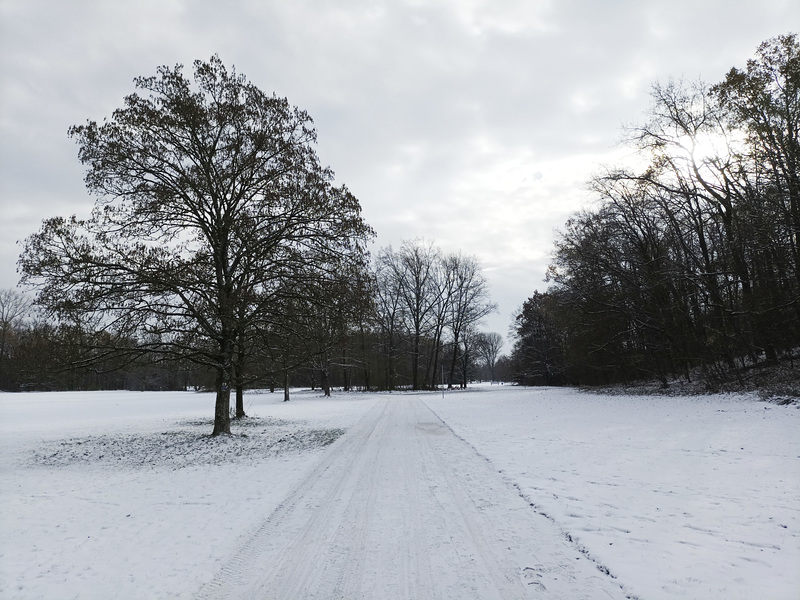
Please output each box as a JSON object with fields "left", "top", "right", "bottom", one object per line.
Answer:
{"left": 19, "top": 56, "right": 374, "bottom": 434}
{"left": 510, "top": 34, "right": 800, "bottom": 390}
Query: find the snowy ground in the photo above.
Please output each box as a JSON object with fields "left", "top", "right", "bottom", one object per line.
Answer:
{"left": 426, "top": 386, "right": 800, "bottom": 599}
{"left": 0, "top": 386, "right": 797, "bottom": 599}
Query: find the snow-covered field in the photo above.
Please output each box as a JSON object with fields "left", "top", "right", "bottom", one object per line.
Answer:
{"left": 0, "top": 385, "right": 797, "bottom": 599}
{"left": 426, "top": 387, "right": 800, "bottom": 599}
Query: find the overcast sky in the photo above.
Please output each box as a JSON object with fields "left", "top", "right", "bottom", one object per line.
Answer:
{"left": 1, "top": 1, "right": 797, "bottom": 341}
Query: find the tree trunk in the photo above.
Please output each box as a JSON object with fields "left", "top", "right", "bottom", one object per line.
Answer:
{"left": 234, "top": 341, "right": 246, "bottom": 418}
{"left": 235, "top": 384, "right": 245, "bottom": 419}
{"left": 428, "top": 329, "right": 442, "bottom": 388}
{"left": 283, "top": 368, "right": 290, "bottom": 402}
{"left": 448, "top": 335, "right": 460, "bottom": 389}
{"left": 342, "top": 347, "right": 351, "bottom": 391}
{"left": 385, "top": 335, "right": 395, "bottom": 390}
{"left": 212, "top": 367, "right": 231, "bottom": 436}
{"left": 321, "top": 367, "right": 331, "bottom": 397}
{"left": 461, "top": 344, "right": 468, "bottom": 389}
{"left": 359, "top": 325, "right": 371, "bottom": 391}
{"left": 411, "top": 333, "right": 420, "bottom": 390}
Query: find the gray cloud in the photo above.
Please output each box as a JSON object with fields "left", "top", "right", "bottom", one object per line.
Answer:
{"left": 1, "top": 0, "right": 796, "bottom": 337}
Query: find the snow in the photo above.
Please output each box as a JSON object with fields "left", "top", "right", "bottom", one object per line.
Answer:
{"left": 0, "top": 390, "right": 380, "bottom": 600}
{"left": 426, "top": 386, "right": 800, "bottom": 599}
{"left": 1, "top": 385, "right": 797, "bottom": 599}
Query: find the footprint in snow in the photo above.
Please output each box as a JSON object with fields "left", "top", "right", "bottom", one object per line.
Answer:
{"left": 522, "top": 566, "right": 547, "bottom": 590}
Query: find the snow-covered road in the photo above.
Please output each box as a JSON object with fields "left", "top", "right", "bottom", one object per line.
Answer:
{"left": 196, "top": 396, "right": 627, "bottom": 599}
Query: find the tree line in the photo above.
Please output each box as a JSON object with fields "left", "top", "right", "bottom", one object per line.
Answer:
{"left": 510, "top": 34, "right": 799, "bottom": 389}
{"left": 2, "top": 237, "right": 503, "bottom": 401}
{"left": 4, "top": 56, "right": 503, "bottom": 435}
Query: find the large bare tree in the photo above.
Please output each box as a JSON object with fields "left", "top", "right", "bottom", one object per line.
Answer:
{"left": 19, "top": 56, "right": 373, "bottom": 435}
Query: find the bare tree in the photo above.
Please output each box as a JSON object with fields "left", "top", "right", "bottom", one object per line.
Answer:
{"left": 445, "top": 252, "right": 496, "bottom": 388}
{"left": 713, "top": 33, "right": 800, "bottom": 289}
{"left": 520, "top": 35, "right": 800, "bottom": 387}
{"left": 19, "top": 56, "right": 373, "bottom": 434}
{"left": 0, "top": 290, "right": 30, "bottom": 354}
{"left": 475, "top": 331, "right": 503, "bottom": 381}
{"left": 382, "top": 239, "right": 441, "bottom": 390}
{"left": 374, "top": 247, "right": 406, "bottom": 390}
{"left": 0, "top": 289, "right": 32, "bottom": 390}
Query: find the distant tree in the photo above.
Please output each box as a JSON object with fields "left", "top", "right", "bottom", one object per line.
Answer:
{"left": 291, "top": 258, "right": 373, "bottom": 397}
{"left": 444, "top": 252, "right": 496, "bottom": 388}
{"left": 19, "top": 56, "right": 373, "bottom": 434}
{"left": 0, "top": 289, "right": 32, "bottom": 390}
{"left": 474, "top": 332, "right": 503, "bottom": 381}
{"left": 371, "top": 241, "right": 497, "bottom": 390}
{"left": 424, "top": 255, "right": 455, "bottom": 388}
{"left": 494, "top": 354, "right": 514, "bottom": 382}
{"left": 0, "top": 289, "right": 30, "bottom": 359}
{"left": 373, "top": 249, "right": 405, "bottom": 390}
{"left": 381, "top": 239, "right": 441, "bottom": 390}
{"left": 510, "top": 291, "right": 568, "bottom": 386}
{"left": 457, "top": 326, "right": 483, "bottom": 387}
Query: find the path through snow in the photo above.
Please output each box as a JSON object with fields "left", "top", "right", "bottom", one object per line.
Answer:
{"left": 196, "top": 396, "right": 627, "bottom": 599}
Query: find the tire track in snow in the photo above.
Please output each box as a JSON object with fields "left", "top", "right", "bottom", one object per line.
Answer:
{"left": 194, "top": 399, "right": 390, "bottom": 599}
{"left": 422, "top": 397, "right": 640, "bottom": 600}
{"left": 196, "top": 397, "right": 631, "bottom": 599}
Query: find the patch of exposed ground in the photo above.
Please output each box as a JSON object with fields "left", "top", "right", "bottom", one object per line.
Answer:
{"left": 29, "top": 416, "right": 345, "bottom": 470}
{"left": 587, "top": 354, "right": 800, "bottom": 404}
